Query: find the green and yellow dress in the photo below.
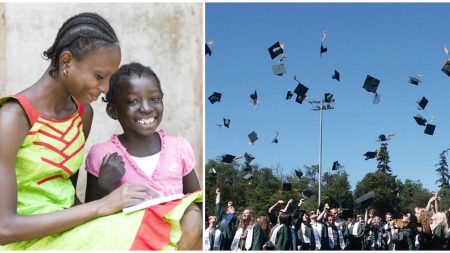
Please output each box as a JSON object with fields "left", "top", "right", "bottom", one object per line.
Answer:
{"left": 0, "top": 95, "right": 202, "bottom": 250}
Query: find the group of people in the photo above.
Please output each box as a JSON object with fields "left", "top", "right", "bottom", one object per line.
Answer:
{"left": 0, "top": 12, "right": 202, "bottom": 250}
{"left": 205, "top": 189, "right": 450, "bottom": 251}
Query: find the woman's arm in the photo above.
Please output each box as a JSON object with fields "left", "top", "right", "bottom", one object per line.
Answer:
{"left": 0, "top": 102, "right": 149, "bottom": 245}
{"left": 425, "top": 193, "right": 437, "bottom": 213}
{"left": 183, "top": 169, "right": 200, "bottom": 194}
{"left": 268, "top": 200, "right": 283, "bottom": 214}
{"left": 282, "top": 199, "right": 293, "bottom": 213}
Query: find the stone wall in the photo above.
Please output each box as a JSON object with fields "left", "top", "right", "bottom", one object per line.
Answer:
{"left": 0, "top": 3, "right": 203, "bottom": 201}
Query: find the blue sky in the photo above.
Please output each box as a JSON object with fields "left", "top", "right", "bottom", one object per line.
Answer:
{"left": 205, "top": 3, "right": 450, "bottom": 192}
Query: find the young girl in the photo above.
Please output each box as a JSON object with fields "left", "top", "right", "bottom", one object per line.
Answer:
{"left": 84, "top": 62, "right": 202, "bottom": 248}
{"left": 0, "top": 13, "right": 201, "bottom": 250}
{"left": 84, "top": 62, "right": 200, "bottom": 196}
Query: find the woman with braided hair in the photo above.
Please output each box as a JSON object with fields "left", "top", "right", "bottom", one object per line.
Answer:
{"left": 0, "top": 12, "right": 201, "bottom": 250}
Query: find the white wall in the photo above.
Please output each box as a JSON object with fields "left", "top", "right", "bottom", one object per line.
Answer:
{"left": 0, "top": 3, "right": 203, "bottom": 201}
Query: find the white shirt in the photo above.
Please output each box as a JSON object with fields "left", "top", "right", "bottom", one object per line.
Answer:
{"left": 130, "top": 152, "right": 160, "bottom": 177}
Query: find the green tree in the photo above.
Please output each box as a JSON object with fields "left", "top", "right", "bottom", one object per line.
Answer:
{"left": 376, "top": 143, "right": 392, "bottom": 174}
{"left": 438, "top": 188, "right": 450, "bottom": 211}
{"left": 435, "top": 149, "right": 450, "bottom": 190}
{"left": 322, "top": 169, "right": 354, "bottom": 210}
{"left": 397, "top": 179, "right": 431, "bottom": 213}
{"left": 304, "top": 164, "right": 319, "bottom": 184}
{"left": 354, "top": 171, "right": 401, "bottom": 216}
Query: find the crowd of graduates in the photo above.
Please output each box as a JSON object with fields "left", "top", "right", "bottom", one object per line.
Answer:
{"left": 205, "top": 189, "right": 450, "bottom": 251}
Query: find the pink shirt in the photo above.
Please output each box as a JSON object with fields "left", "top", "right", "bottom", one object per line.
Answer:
{"left": 85, "top": 129, "right": 195, "bottom": 197}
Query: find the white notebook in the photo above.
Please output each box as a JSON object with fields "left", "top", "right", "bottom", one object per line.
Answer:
{"left": 122, "top": 193, "right": 184, "bottom": 214}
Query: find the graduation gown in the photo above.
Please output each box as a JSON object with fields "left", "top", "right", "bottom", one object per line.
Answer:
{"left": 347, "top": 222, "right": 366, "bottom": 250}
{"left": 364, "top": 226, "right": 385, "bottom": 250}
{"left": 297, "top": 222, "right": 316, "bottom": 250}
{"left": 431, "top": 224, "right": 447, "bottom": 250}
{"left": 311, "top": 222, "right": 327, "bottom": 250}
{"left": 273, "top": 224, "right": 296, "bottom": 250}
{"left": 382, "top": 223, "right": 398, "bottom": 250}
{"left": 392, "top": 228, "right": 413, "bottom": 250}
{"left": 205, "top": 227, "right": 224, "bottom": 251}
{"left": 230, "top": 224, "right": 263, "bottom": 251}
{"left": 324, "top": 223, "right": 346, "bottom": 250}
{"left": 215, "top": 203, "right": 237, "bottom": 250}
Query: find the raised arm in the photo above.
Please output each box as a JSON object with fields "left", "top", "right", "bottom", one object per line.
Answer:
{"left": 434, "top": 194, "right": 439, "bottom": 213}
{"left": 216, "top": 188, "right": 221, "bottom": 205}
{"left": 364, "top": 208, "right": 368, "bottom": 223}
{"left": 425, "top": 193, "right": 438, "bottom": 213}
{"left": 282, "top": 199, "right": 293, "bottom": 213}
{"left": 317, "top": 203, "right": 329, "bottom": 222}
{"left": 269, "top": 200, "right": 284, "bottom": 213}
{"left": 0, "top": 102, "right": 149, "bottom": 245}
{"left": 292, "top": 199, "right": 305, "bottom": 218}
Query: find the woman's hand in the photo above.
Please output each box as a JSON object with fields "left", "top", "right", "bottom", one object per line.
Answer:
{"left": 96, "top": 184, "right": 152, "bottom": 216}
{"left": 97, "top": 152, "right": 125, "bottom": 191}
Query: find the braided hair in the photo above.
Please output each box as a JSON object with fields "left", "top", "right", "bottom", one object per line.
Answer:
{"left": 103, "top": 62, "right": 162, "bottom": 103}
{"left": 43, "top": 12, "right": 119, "bottom": 78}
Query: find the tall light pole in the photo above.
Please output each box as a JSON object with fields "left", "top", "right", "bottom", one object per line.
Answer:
{"left": 309, "top": 94, "right": 335, "bottom": 210}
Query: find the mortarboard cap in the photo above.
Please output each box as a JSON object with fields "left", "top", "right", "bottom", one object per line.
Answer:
{"left": 282, "top": 182, "right": 292, "bottom": 191}
{"left": 223, "top": 118, "right": 230, "bottom": 128}
{"left": 209, "top": 168, "right": 217, "bottom": 177}
{"left": 205, "top": 43, "right": 212, "bottom": 56}
{"left": 442, "top": 60, "right": 450, "bottom": 77}
{"left": 294, "top": 83, "right": 309, "bottom": 97}
{"left": 424, "top": 124, "right": 436, "bottom": 135}
{"left": 378, "top": 134, "right": 387, "bottom": 142}
{"left": 272, "top": 64, "right": 286, "bottom": 76}
{"left": 295, "top": 169, "right": 303, "bottom": 178}
{"left": 208, "top": 92, "right": 222, "bottom": 104}
{"left": 417, "top": 97, "right": 428, "bottom": 110}
{"left": 244, "top": 152, "right": 255, "bottom": 163}
{"left": 324, "top": 93, "right": 334, "bottom": 103}
{"left": 248, "top": 131, "right": 258, "bottom": 145}
{"left": 408, "top": 75, "right": 422, "bottom": 85}
{"left": 302, "top": 189, "right": 313, "bottom": 198}
{"left": 295, "top": 95, "right": 306, "bottom": 104}
{"left": 244, "top": 162, "right": 253, "bottom": 172}
{"left": 332, "top": 161, "right": 340, "bottom": 171}
{"left": 363, "top": 75, "right": 380, "bottom": 94}
{"left": 271, "top": 132, "right": 279, "bottom": 144}
{"left": 332, "top": 70, "right": 340, "bottom": 82}
{"left": 414, "top": 114, "right": 427, "bottom": 126}
{"left": 243, "top": 173, "right": 254, "bottom": 180}
{"left": 356, "top": 191, "right": 374, "bottom": 207}
{"left": 320, "top": 43, "right": 327, "bottom": 56}
{"left": 320, "top": 31, "right": 328, "bottom": 57}
{"left": 286, "top": 90, "right": 293, "bottom": 100}
{"left": 221, "top": 154, "right": 236, "bottom": 163}
{"left": 250, "top": 90, "right": 259, "bottom": 107}
{"left": 268, "top": 41, "right": 284, "bottom": 59}
{"left": 364, "top": 151, "right": 377, "bottom": 160}
{"left": 250, "top": 90, "right": 257, "bottom": 101}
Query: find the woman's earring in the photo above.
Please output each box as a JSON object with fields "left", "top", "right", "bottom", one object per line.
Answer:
{"left": 63, "top": 69, "right": 68, "bottom": 77}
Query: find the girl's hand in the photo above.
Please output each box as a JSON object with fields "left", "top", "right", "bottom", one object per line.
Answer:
{"left": 98, "top": 152, "right": 125, "bottom": 191}
{"left": 96, "top": 183, "right": 152, "bottom": 216}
